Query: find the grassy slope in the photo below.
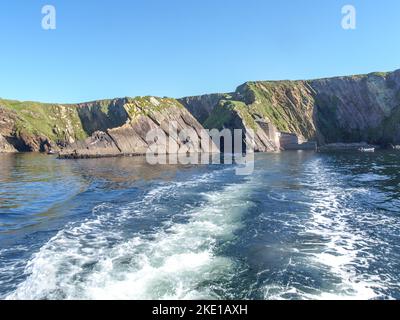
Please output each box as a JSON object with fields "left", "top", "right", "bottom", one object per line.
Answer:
{"left": 0, "top": 96, "right": 185, "bottom": 146}
{"left": 0, "top": 99, "right": 87, "bottom": 142}
{"left": 203, "top": 81, "right": 316, "bottom": 139}
{"left": 202, "top": 71, "right": 400, "bottom": 144}
{"left": 124, "top": 96, "right": 184, "bottom": 120}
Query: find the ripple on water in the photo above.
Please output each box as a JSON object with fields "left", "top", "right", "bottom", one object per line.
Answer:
{"left": 6, "top": 169, "right": 255, "bottom": 300}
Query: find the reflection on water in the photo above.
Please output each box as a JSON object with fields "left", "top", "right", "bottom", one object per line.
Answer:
{"left": 0, "top": 151, "right": 400, "bottom": 299}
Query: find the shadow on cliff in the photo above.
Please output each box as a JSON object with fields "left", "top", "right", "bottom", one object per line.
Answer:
{"left": 76, "top": 99, "right": 130, "bottom": 136}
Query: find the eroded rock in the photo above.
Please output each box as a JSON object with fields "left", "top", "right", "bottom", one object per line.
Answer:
{"left": 0, "top": 134, "right": 17, "bottom": 153}
{"left": 59, "top": 97, "right": 219, "bottom": 159}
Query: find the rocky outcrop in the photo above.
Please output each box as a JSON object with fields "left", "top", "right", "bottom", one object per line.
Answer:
{"left": 0, "top": 134, "right": 17, "bottom": 153}
{"left": 1, "top": 96, "right": 218, "bottom": 157}
{"left": 182, "top": 69, "right": 400, "bottom": 148}
{"left": 310, "top": 71, "right": 400, "bottom": 144}
{"left": 59, "top": 97, "right": 219, "bottom": 159}
{"left": 0, "top": 100, "right": 86, "bottom": 152}
{"left": 234, "top": 81, "right": 316, "bottom": 141}
{"left": 75, "top": 99, "right": 129, "bottom": 135}
{"left": 178, "top": 93, "right": 233, "bottom": 124}
{"left": 203, "top": 100, "right": 279, "bottom": 152}
{"left": 190, "top": 82, "right": 316, "bottom": 152}
{"left": 3, "top": 69, "right": 400, "bottom": 155}
{"left": 58, "top": 131, "right": 121, "bottom": 158}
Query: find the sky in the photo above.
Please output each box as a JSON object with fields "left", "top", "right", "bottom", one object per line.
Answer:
{"left": 0, "top": 0, "right": 399, "bottom": 103}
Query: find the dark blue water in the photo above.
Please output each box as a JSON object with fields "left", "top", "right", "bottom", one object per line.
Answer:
{"left": 0, "top": 151, "right": 399, "bottom": 299}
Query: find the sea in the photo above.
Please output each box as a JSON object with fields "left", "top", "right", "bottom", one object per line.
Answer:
{"left": 0, "top": 151, "right": 399, "bottom": 300}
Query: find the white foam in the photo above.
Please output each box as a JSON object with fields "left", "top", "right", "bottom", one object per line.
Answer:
{"left": 7, "top": 170, "right": 255, "bottom": 300}
{"left": 296, "top": 159, "right": 388, "bottom": 300}
{"left": 355, "top": 173, "right": 390, "bottom": 182}
{"left": 262, "top": 158, "right": 393, "bottom": 300}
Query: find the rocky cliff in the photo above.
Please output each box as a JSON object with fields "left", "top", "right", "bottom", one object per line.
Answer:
{"left": 59, "top": 97, "right": 219, "bottom": 158}
{"left": 0, "top": 96, "right": 218, "bottom": 157}
{"left": 0, "top": 134, "right": 17, "bottom": 153}
{"left": 2, "top": 69, "right": 400, "bottom": 155}
{"left": 181, "top": 69, "right": 400, "bottom": 149}
{"left": 310, "top": 71, "right": 400, "bottom": 144}
{"left": 0, "top": 99, "right": 87, "bottom": 152}
{"left": 178, "top": 93, "right": 233, "bottom": 124}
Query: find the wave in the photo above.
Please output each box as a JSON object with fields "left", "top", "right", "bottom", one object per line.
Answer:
{"left": 7, "top": 168, "right": 255, "bottom": 300}
{"left": 263, "top": 158, "right": 392, "bottom": 300}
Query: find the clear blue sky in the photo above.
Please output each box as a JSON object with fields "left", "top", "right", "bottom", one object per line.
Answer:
{"left": 0, "top": 0, "right": 399, "bottom": 103}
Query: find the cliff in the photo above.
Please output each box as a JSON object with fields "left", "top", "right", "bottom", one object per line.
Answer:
{"left": 181, "top": 69, "right": 400, "bottom": 149}
{"left": 309, "top": 71, "right": 400, "bottom": 144}
{"left": 59, "top": 97, "right": 218, "bottom": 158}
{"left": 0, "top": 99, "right": 87, "bottom": 152}
{"left": 0, "top": 97, "right": 218, "bottom": 157}
{"left": 2, "top": 69, "right": 400, "bottom": 155}
{"left": 178, "top": 93, "right": 234, "bottom": 124}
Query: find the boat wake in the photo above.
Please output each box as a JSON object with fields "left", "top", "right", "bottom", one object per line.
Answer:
{"left": 264, "top": 158, "right": 393, "bottom": 300}
{"left": 7, "top": 168, "right": 255, "bottom": 300}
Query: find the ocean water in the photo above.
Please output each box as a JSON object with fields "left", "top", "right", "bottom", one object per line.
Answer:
{"left": 0, "top": 151, "right": 399, "bottom": 300}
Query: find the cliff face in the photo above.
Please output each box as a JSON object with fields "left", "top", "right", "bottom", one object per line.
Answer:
{"left": 310, "top": 71, "right": 400, "bottom": 144}
{"left": 0, "top": 99, "right": 87, "bottom": 152}
{"left": 2, "top": 69, "right": 400, "bottom": 155}
{"left": 75, "top": 99, "right": 130, "bottom": 136}
{"left": 181, "top": 69, "right": 400, "bottom": 147}
{"left": 0, "top": 97, "right": 218, "bottom": 156}
{"left": 0, "top": 134, "right": 17, "bottom": 153}
{"left": 178, "top": 93, "right": 233, "bottom": 124}
{"left": 203, "top": 100, "right": 280, "bottom": 152}
{"left": 235, "top": 81, "right": 316, "bottom": 140}
{"left": 180, "top": 81, "right": 317, "bottom": 151}
{"left": 59, "top": 97, "right": 219, "bottom": 158}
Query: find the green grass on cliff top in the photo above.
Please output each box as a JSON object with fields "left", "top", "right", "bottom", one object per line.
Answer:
{"left": 0, "top": 96, "right": 185, "bottom": 141}
{"left": 124, "top": 96, "right": 184, "bottom": 119}
{"left": 0, "top": 98, "right": 88, "bottom": 141}
{"left": 204, "top": 100, "right": 257, "bottom": 130}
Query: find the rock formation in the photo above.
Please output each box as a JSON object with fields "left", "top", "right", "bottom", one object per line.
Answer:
{"left": 58, "top": 97, "right": 219, "bottom": 158}
{"left": 0, "top": 97, "right": 218, "bottom": 157}
{"left": 178, "top": 93, "right": 234, "bottom": 124}
{"left": 179, "top": 70, "right": 400, "bottom": 150}
{"left": 0, "top": 100, "right": 86, "bottom": 152}
{"left": 2, "top": 69, "right": 400, "bottom": 156}
{"left": 0, "top": 134, "right": 17, "bottom": 153}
